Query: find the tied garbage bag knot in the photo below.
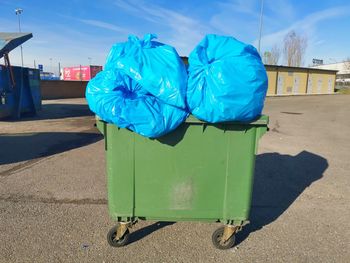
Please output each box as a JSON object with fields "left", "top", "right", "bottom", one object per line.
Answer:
{"left": 86, "top": 34, "right": 188, "bottom": 138}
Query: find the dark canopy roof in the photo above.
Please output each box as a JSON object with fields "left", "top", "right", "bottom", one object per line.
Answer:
{"left": 0, "top": 32, "right": 32, "bottom": 59}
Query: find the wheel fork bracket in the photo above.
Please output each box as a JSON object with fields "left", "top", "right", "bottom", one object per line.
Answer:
{"left": 116, "top": 222, "right": 130, "bottom": 240}
{"left": 221, "top": 225, "right": 239, "bottom": 244}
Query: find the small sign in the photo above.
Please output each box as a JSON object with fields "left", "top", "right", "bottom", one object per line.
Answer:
{"left": 38, "top": 64, "right": 43, "bottom": 72}
{"left": 312, "top": 59, "right": 323, "bottom": 65}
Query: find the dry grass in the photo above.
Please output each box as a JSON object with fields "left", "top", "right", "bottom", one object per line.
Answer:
{"left": 336, "top": 88, "right": 350, "bottom": 95}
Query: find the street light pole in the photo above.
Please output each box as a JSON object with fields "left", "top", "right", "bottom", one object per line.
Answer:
{"left": 14, "top": 8, "right": 24, "bottom": 118}
{"left": 15, "top": 8, "right": 24, "bottom": 67}
{"left": 258, "top": 0, "right": 264, "bottom": 54}
{"left": 49, "top": 58, "right": 53, "bottom": 74}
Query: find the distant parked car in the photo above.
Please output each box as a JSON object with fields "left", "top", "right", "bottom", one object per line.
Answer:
{"left": 40, "top": 71, "right": 60, "bottom": 80}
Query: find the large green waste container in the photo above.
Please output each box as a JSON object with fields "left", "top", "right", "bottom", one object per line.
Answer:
{"left": 96, "top": 115, "right": 268, "bottom": 249}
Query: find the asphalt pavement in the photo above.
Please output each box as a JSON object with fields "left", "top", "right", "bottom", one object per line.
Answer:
{"left": 0, "top": 95, "right": 349, "bottom": 262}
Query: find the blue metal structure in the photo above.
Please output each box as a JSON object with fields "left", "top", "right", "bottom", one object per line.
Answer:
{"left": 0, "top": 32, "right": 41, "bottom": 119}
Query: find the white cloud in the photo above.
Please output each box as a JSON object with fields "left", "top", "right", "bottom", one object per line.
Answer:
{"left": 0, "top": 17, "right": 121, "bottom": 72}
{"left": 255, "top": 5, "right": 350, "bottom": 65}
{"left": 209, "top": 0, "right": 264, "bottom": 44}
{"left": 265, "top": 0, "right": 295, "bottom": 22}
{"left": 256, "top": 5, "right": 350, "bottom": 49}
{"left": 209, "top": 0, "right": 297, "bottom": 44}
{"left": 2, "top": 1, "right": 349, "bottom": 70}
{"left": 77, "top": 19, "right": 129, "bottom": 33}
{"left": 217, "top": 0, "right": 258, "bottom": 16}
{"left": 114, "top": 0, "right": 209, "bottom": 55}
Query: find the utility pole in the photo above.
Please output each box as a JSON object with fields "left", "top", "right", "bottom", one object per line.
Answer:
{"left": 258, "top": 0, "right": 264, "bottom": 54}
{"left": 49, "top": 58, "right": 53, "bottom": 73}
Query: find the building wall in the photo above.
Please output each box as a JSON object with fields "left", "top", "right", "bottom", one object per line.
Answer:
{"left": 265, "top": 65, "right": 336, "bottom": 96}
{"left": 275, "top": 69, "right": 308, "bottom": 95}
{"left": 293, "top": 71, "right": 308, "bottom": 94}
{"left": 266, "top": 69, "right": 277, "bottom": 95}
{"left": 312, "top": 62, "right": 350, "bottom": 87}
{"left": 307, "top": 71, "right": 336, "bottom": 94}
{"left": 41, "top": 80, "right": 88, "bottom": 99}
{"left": 40, "top": 67, "right": 336, "bottom": 100}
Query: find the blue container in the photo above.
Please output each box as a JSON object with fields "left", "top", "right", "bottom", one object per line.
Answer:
{"left": 0, "top": 65, "right": 41, "bottom": 119}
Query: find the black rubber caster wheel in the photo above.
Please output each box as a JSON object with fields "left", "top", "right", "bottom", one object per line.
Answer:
{"left": 107, "top": 225, "right": 130, "bottom": 247}
{"left": 212, "top": 226, "right": 236, "bottom": 250}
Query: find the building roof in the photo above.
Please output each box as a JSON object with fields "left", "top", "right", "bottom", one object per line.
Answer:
{"left": 311, "top": 62, "right": 350, "bottom": 75}
{"left": 180, "top": 57, "right": 338, "bottom": 74}
{"left": 265, "top": 64, "right": 338, "bottom": 73}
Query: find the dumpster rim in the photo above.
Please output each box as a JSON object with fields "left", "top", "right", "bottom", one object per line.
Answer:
{"left": 184, "top": 115, "right": 268, "bottom": 125}
{"left": 96, "top": 115, "right": 269, "bottom": 126}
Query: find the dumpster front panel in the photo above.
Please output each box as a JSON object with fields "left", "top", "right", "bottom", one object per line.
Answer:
{"left": 104, "top": 118, "right": 267, "bottom": 223}
{"left": 135, "top": 123, "right": 227, "bottom": 220}
{"left": 134, "top": 123, "right": 257, "bottom": 222}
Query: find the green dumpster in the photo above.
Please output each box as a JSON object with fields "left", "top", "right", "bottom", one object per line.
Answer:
{"left": 96, "top": 114, "right": 268, "bottom": 249}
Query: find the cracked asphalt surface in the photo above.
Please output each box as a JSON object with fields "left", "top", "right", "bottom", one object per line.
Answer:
{"left": 0, "top": 95, "right": 349, "bottom": 262}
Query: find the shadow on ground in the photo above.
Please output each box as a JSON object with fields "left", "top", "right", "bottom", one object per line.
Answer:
{"left": 3, "top": 103, "right": 94, "bottom": 121}
{"left": 236, "top": 150, "right": 329, "bottom": 245}
{"left": 128, "top": 222, "right": 175, "bottom": 245}
{"left": 110, "top": 151, "right": 327, "bottom": 246}
{"left": 40, "top": 103, "right": 93, "bottom": 119}
{"left": 0, "top": 131, "right": 102, "bottom": 165}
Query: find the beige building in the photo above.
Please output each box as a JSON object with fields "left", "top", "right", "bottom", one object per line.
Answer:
{"left": 311, "top": 62, "right": 350, "bottom": 88}
{"left": 180, "top": 57, "right": 337, "bottom": 96}
{"left": 265, "top": 65, "right": 337, "bottom": 96}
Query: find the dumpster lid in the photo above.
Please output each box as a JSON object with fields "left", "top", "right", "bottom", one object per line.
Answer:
{"left": 96, "top": 115, "right": 269, "bottom": 126}
{"left": 185, "top": 115, "right": 269, "bottom": 125}
{"left": 0, "top": 32, "right": 33, "bottom": 59}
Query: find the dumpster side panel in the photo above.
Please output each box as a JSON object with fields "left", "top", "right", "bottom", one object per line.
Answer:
{"left": 106, "top": 125, "right": 135, "bottom": 220}
{"left": 0, "top": 65, "right": 14, "bottom": 118}
{"left": 20, "top": 68, "right": 33, "bottom": 112}
{"left": 28, "top": 68, "right": 42, "bottom": 111}
{"left": 223, "top": 126, "right": 256, "bottom": 222}
{"left": 0, "top": 66, "right": 41, "bottom": 118}
{"left": 20, "top": 68, "right": 41, "bottom": 114}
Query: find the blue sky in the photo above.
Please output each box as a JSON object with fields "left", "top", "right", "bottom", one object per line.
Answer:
{"left": 0, "top": 0, "right": 349, "bottom": 74}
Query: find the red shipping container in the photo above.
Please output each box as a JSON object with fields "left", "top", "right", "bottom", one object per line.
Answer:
{"left": 63, "top": 66, "right": 102, "bottom": 81}
{"left": 90, "top": 66, "right": 103, "bottom": 79}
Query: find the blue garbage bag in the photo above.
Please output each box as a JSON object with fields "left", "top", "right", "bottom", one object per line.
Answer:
{"left": 187, "top": 34, "right": 268, "bottom": 122}
{"left": 86, "top": 34, "right": 188, "bottom": 138}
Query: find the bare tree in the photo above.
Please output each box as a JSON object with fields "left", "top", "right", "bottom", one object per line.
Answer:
{"left": 283, "top": 30, "right": 307, "bottom": 67}
{"left": 270, "top": 45, "right": 280, "bottom": 65}
{"left": 263, "top": 51, "right": 272, "bottom": 64}
{"left": 263, "top": 45, "right": 280, "bottom": 65}
{"left": 344, "top": 57, "right": 350, "bottom": 70}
